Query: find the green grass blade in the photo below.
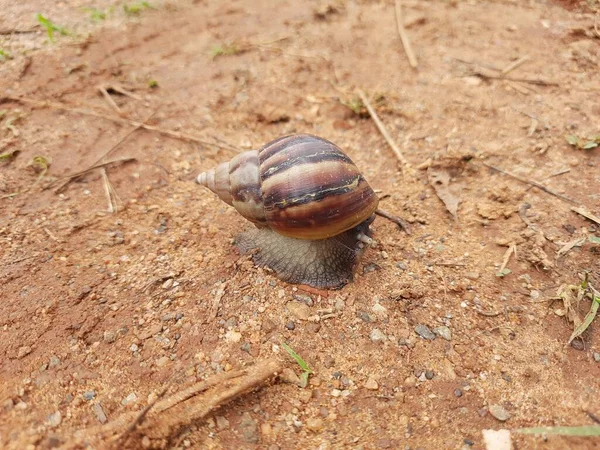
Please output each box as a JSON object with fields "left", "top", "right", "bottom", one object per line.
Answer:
{"left": 516, "top": 426, "right": 600, "bottom": 436}
{"left": 281, "top": 342, "right": 312, "bottom": 374}
{"left": 567, "top": 296, "right": 600, "bottom": 344}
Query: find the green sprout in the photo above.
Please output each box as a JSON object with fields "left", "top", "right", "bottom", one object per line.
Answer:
{"left": 37, "top": 14, "right": 71, "bottom": 42}
{"left": 282, "top": 342, "right": 313, "bottom": 388}
{"left": 123, "top": 2, "right": 153, "bottom": 16}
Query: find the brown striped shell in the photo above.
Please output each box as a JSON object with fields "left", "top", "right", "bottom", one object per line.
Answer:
{"left": 197, "top": 134, "right": 379, "bottom": 240}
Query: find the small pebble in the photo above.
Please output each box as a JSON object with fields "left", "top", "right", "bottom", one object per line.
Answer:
{"left": 488, "top": 404, "right": 511, "bottom": 421}
{"left": 216, "top": 415, "right": 230, "bottom": 430}
{"left": 288, "top": 302, "right": 311, "bottom": 321}
{"left": 47, "top": 411, "right": 62, "bottom": 427}
{"left": 83, "top": 391, "right": 96, "bottom": 401}
{"left": 238, "top": 412, "right": 259, "bottom": 444}
{"left": 530, "top": 290, "right": 541, "bottom": 300}
{"left": 415, "top": 324, "right": 436, "bottom": 340}
{"left": 103, "top": 331, "right": 116, "bottom": 344}
{"left": 49, "top": 356, "right": 61, "bottom": 368}
{"left": 306, "top": 417, "right": 324, "bottom": 432}
{"left": 92, "top": 403, "right": 107, "bottom": 424}
{"left": 454, "top": 388, "right": 463, "bottom": 397}
{"left": 571, "top": 339, "right": 584, "bottom": 351}
{"left": 130, "top": 343, "right": 139, "bottom": 352}
{"left": 370, "top": 328, "right": 387, "bottom": 343}
{"left": 593, "top": 352, "right": 600, "bottom": 362}
{"left": 156, "top": 356, "right": 169, "bottom": 367}
{"left": 425, "top": 370, "right": 434, "bottom": 380}
{"left": 17, "top": 346, "right": 32, "bottom": 359}
{"left": 2, "top": 398, "right": 14, "bottom": 412}
{"left": 285, "top": 321, "right": 295, "bottom": 330}
{"left": 396, "top": 261, "right": 408, "bottom": 270}
{"left": 121, "top": 393, "right": 138, "bottom": 406}
{"left": 433, "top": 326, "right": 452, "bottom": 341}
{"left": 358, "top": 311, "right": 375, "bottom": 323}
{"left": 364, "top": 377, "right": 379, "bottom": 390}
{"left": 225, "top": 330, "right": 242, "bottom": 343}
{"left": 372, "top": 303, "right": 388, "bottom": 318}
{"left": 293, "top": 294, "right": 313, "bottom": 306}
{"left": 363, "top": 263, "right": 381, "bottom": 274}
{"left": 465, "top": 272, "right": 480, "bottom": 280}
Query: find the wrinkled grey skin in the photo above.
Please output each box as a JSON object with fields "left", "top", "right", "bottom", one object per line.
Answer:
{"left": 235, "top": 216, "right": 375, "bottom": 289}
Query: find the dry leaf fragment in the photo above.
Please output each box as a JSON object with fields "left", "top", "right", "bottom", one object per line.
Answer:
{"left": 427, "top": 167, "right": 460, "bottom": 220}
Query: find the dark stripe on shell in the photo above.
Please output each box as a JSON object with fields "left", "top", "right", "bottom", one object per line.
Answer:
{"left": 263, "top": 174, "right": 363, "bottom": 210}
{"left": 266, "top": 180, "right": 378, "bottom": 236}
{"left": 261, "top": 149, "right": 353, "bottom": 181}
{"left": 259, "top": 134, "right": 342, "bottom": 165}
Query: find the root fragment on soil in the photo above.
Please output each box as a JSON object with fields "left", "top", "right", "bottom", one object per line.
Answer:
{"left": 77, "top": 359, "right": 283, "bottom": 447}
{"left": 394, "top": 0, "right": 418, "bottom": 68}
{"left": 375, "top": 208, "right": 411, "bottom": 234}
{"left": 356, "top": 89, "right": 411, "bottom": 170}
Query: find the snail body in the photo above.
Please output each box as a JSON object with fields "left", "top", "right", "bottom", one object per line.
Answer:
{"left": 197, "top": 134, "right": 379, "bottom": 288}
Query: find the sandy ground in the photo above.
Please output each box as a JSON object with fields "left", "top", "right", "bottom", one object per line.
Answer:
{"left": 1, "top": 0, "right": 600, "bottom": 449}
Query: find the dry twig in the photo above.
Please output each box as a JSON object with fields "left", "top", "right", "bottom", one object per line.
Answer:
{"left": 1, "top": 95, "right": 236, "bottom": 151}
{"left": 481, "top": 162, "right": 578, "bottom": 205}
{"left": 500, "top": 55, "right": 530, "bottom": 76}
{"left": 356, "top": 89, "right": 411, "bottom": 169}
{"left": 375, "top": 208, "right": 411, "bottom": 234}
{"left": 498, "top": 243, "right": 517, "bottom": 275}
{"left": 394, "top": 0, "right": 418, "bottom": 68}
{"left": 571, "top": 206, "right": 600, "bottom": 226}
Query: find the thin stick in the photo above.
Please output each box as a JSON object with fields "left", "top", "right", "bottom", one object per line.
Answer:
{"left": 101, "top": 168, "right": 117, "bottom": 213}
{"left": 571, "top": 206, "right": 600, "bottom": 226}
{"left": 357, "top": 89, "right": 410, "bottom": 168}
{"left": 2, "top": 95, "right": 236, "bottom": 151}
{"left": 52, "top": 111, "right": 156, "bottom": 193}
{"left": 500, "top": 55, "right": 530, "bottom": 76}
{"left": 99, "top": 85, "right": 122, "bottom": 113}
{"left": 481, "top": 162, "right": 578, "bottom": 205}
{"left": 394, "top": 0, "right": 418, "bottom": 68}
{"left": 53, "top": 157, "right": 137, "bottom": 186}
{"left": 375, "top": 208, "right": 411, "bottom": 234}
{"left": 140, "top": 359, "right": 282, "bottom": 439}
{"left": 472, "top": 71, "right": 558, "bottom": 86}
{"left": 0, "top": 27, "right": 39, "bottom": 35}
{"left": 525, "top": 168, "right": 570, "bottom": 192}
{"left": 498, "top": 243, "right": 517, "bottom": 274}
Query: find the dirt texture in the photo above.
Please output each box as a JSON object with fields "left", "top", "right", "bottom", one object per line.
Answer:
{"left": 1, "top": 0, "right": 600, "bottom": 449}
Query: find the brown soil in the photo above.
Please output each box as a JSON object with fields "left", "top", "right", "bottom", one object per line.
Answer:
{"left": 1, "top": 1, "right": 600, "bottom": 449}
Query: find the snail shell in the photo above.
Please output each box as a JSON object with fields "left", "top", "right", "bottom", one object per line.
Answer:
{"left": 197, "top": 134, "right": 379, "bottom": 288}
{"left": 197, "top": 134, "right": 379, "bottom": 239}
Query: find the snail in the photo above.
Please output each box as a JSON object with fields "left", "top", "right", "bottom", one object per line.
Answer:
{"left": 196, "top": 134, "right": 379, "bottom": 288}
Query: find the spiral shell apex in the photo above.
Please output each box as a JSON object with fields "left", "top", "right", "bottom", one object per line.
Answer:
{"left": 197, "top": 134, "right": 379, "bottom": 240}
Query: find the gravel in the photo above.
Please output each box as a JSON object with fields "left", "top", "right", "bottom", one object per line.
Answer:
{"left": 433, "top": 326, "right": 452, "bottom": 341}
{"left": 47, "top": 411, "right": 62, "bottom": 427}
{"left": 370, "top": 328, "right": 387, "bottom": 343}
{"left": 287, "top": 302, "right": 311, "bottom": 321}
{"left": 488, "top": 404, "right": 511, "bottom": 421}
{"left": 415, "top": 324, "right": 436, "bottom": 340}
{"left": 92, "top": 403, "right": 107, "bottom": 424}
{"left": 121, "top": 393, "right": 138, "bottom": 406}
{"left": 83, "top": 391, "right": 96, "bottom": 401}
